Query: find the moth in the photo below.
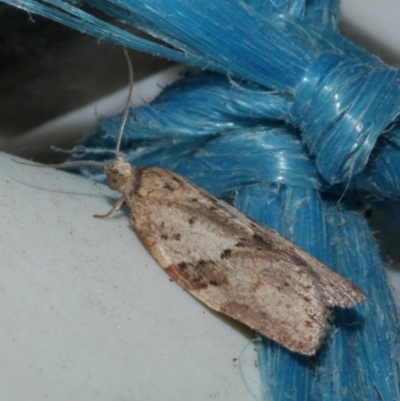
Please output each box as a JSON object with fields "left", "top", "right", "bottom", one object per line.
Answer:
{"left": 18, "top": 50, "right": 366, "bottom": 355}
{"left": 99, "top": 157, "right": 365, "bottom": 355}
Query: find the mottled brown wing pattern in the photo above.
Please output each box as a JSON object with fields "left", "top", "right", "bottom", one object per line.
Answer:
{"left": 121, "top": 167, "right": 365, "bottom": 355}
{"left": 248, "top": 222, "right": 366, "bottom": 308}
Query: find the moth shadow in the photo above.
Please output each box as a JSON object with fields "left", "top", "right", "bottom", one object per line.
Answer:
{"left": 183, "top": 291, "right": 257, "bottom": 341}
{"left": 208, "top": 307, "right": 257, "bottom": 340}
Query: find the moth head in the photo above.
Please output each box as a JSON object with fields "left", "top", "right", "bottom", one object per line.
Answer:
{"left": 105, "top": 170, "right": 122, "bottom": 190}
{"left": 104, "top": 156, "right": 134, "bottom": 191}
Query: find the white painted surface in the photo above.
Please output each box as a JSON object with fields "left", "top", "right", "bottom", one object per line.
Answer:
{"left": 341, "top": 0, "right": 400, "bottom": 65}
{"left": 1, "top": 151, "right": 258, "bottom": 401}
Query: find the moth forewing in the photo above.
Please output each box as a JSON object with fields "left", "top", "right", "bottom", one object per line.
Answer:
{"left": 102, "top": 162, "right": 366, "bottom": 355}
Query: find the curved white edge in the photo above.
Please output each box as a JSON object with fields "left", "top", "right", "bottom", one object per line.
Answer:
{"left": 1, "top": 151, "right": 259, "bottom": 401}
{"left": 341, "top": 0, "right": 400, "bottom": 65}
{"left": 7, "top": 65, "right": 191, "bottom": 160}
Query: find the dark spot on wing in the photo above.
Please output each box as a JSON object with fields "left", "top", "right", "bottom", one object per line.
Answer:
{"left": 173, "top": 233, "right": 182, "bottom": 241}
{"left": 192, "top": 275, "right": 208, "bottom": 289}
{"left": 190, "top": 198, "right": 198, "bottom": 203}
{"left": 221, "top": 249, "right": 232, "bottom": 259}
{"left": 209, "top": 205, "right": 218, "bottom": 211}
{"left": 161, "top": 234, "right": 169, "bottom": 240}
{"left": 171, "top": 259, "right": 228, "bottom": 290}
{"left": 178, "top": 262, "right": 187, "bottom": 270}
{"left": 188, "top": 217, "right": 197, "bottom": 225}
{"left": 163, "top": 183, "right": 174, "bottom": 191}
{"left": 235, "top": 237, "right": 248, "bottom": 247}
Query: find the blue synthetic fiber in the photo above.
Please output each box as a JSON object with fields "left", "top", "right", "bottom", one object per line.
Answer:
{"left": 8, "top": 0, "right": 400, "bottom": 188}
{"left": 353, "top": 126, "right": 400, "bottom": 199}
{"left": 6, "top": 0, "right": 400, "bottom": 400}
{"left": 70, "top": 71, "right": 400, "bottom": 199}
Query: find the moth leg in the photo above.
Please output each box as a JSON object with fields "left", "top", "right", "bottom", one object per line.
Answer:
{"left": 94, "top": 195, "right": 126, "bottom": 219}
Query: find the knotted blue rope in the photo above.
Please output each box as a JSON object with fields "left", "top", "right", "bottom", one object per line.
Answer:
{"left": 5, "top": 0, "right": 400, "bottom": 400}
{"left": 8, "top": 0, "right": 400, "bottom": 188}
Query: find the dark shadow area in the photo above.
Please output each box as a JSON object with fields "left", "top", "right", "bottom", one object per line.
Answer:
{"left": 0, "top": 3, "right": 174, "bottom": 138}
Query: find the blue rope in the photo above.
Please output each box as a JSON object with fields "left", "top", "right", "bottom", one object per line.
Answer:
{"left": 6, "top": 0, "right": 400, "bottom": 399}
{"left": 8, "top": 0, "right": 400, "bottom": 189}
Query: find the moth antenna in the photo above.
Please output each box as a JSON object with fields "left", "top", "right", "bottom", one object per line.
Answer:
{"left": 115, "top": 48, "right": 134, "bottom": 159}
{"left": 12, "top": 159, "right": 106, "bottom": 168}
{"left": 14, "top": 48, "right": 133, "bottom": 169}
